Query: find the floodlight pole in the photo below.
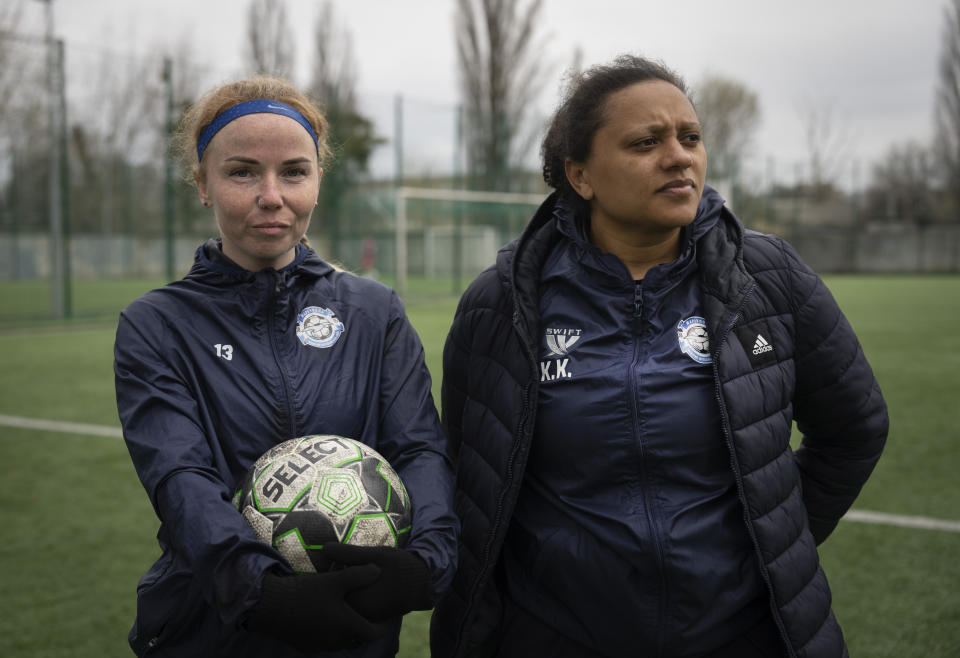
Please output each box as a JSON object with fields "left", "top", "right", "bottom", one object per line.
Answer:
{"left": 10, "top": 148, "right": 20, "bottom": 278}
{"left": 39, "top": 0, "right": 67, "bottom": 318}
{"left": 394, "top": 95, "right": 406, "bottom": 298}
{"left": 162, "top": 57, "right": 175, "bottom": 281}
{"left": 453, "top": 105, "right": 463, "bottom": 294}
{"left": 56, "top": 37, "right": 71, "bottom": 317}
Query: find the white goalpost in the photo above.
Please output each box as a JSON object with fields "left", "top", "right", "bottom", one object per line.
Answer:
{"left": 393, "top": 186, "right": 546, "bottom": 297}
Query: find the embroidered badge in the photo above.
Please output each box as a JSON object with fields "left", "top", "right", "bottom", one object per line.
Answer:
{"left": 677, "top": 316, "right": 712, "bottom": 364}
{"left": 544, "top": 327, "right": 582, "bottom": 357}
{"left": 296, "top": 306, "right": 344, "bottom": 349}
{"left": 540, "top": 328, "right": 582, "bottom": 382}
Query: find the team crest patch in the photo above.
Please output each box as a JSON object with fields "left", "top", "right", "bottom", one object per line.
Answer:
{"left": 544, "top": 327, "right": 582, "bottom": 356}
{"left": 677, "top": 316, "right": 712, "bottom": 364}
{"left": 296, "top": 306, "right": 344, "bottom": 349}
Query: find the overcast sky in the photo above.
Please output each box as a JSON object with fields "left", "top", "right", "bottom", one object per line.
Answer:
{"left": 30, "top": 0, "right": 952, "bottom": 187}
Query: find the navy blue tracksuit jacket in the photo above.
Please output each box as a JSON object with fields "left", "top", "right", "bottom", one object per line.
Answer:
{"left": 500, "top": 197, "right": 767, "bottom": 655}
{"left": 115, "top": 240, "right": 458, "bottom": 657}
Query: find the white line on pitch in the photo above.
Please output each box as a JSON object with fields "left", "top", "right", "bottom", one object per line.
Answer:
{"left": 842, "top": 509, "right": 960, "bottom": 533}
{"left": 1, "top": 413, "right": 959, "bottom": 534}
{"left": 0, "top": 413, "right": 122, "bottom": 438}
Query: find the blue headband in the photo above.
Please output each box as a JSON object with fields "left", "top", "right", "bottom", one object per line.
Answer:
{"left": 196, "top": 99, "right": 319, "bottom": 162}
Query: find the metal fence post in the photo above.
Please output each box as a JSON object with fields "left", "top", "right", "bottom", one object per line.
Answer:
{"left": 162, "top": 57, "right": 175, "bottom": 281}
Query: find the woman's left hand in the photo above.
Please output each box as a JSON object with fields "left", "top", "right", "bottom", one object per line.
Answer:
{"left": 320, "top": 543, "right": 434, "bottom": 621}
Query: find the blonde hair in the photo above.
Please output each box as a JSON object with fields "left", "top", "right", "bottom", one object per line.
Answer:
{"left": 173, "top": 76, "right": 332, "bottom": 249}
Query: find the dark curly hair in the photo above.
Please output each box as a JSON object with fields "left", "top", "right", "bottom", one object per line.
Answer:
{"left": 541, "top": 55, "right": 690, "bottom": 217}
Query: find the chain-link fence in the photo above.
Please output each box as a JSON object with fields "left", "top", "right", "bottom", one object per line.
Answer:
{"left": 2, "top": 29, "right": 958, "bottom": 325}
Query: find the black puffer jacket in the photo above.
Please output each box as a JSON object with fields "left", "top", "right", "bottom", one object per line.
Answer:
{"left": 431, "top": 189, "right": 888, "bottom": 658}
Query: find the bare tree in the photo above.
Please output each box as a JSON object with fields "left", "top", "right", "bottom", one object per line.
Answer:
{"left": 455, "top": 0, "right": 546, "bottom": 190}
{"left": 1, "top": 1, "right": 56, "bottom": 237}
{"left": 797, "top": 95, "right": 853, "bottom": 199}
{"left": 693, "top": 74, "right": 760, "bottom": 182}
{"left": 0, "top": 0, "right": 47, "bottom": 149}
{"left": 70, "top": 39, "right": 207, "bottom": 238}
{"left": 67, "top": 37, "right": 210, "bottom": 237}
{"left": 308, "top": 2, "right": 380, "bottom": 178}
{"left": 0, "top": 0, "right": 28, "bottom": 124}
{"left": 166, "top": 37, "right": 208, "bottom": 122}
{"left": 865, "top": 141, "right": 936, "bottom": 223}
{"left": 92, "top": 48, "right": 168, "bottom": 155}
{"left": 310, "top": 1, "right": 356, "bottom": 110}
{"left": 935, "top": 0, "right": 960, "bottom": 217}
{"left": 308, "top": 1, "right": 382, "bottom": 259}
{"left": 72, "top": 49, "right": 163, "bottom": 234}
{"left": 245, "top": 0, "right": 294, "bottom": 79}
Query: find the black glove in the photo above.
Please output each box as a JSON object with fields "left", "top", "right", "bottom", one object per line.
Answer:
{"left": 320, "top": 543, "right": 434, "bottom": 622}
{"left": 245, "top": 567, "right": 390, "bottom": 652}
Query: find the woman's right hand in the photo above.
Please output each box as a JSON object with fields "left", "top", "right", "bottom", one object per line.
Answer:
{"left": 245, "top": 567, "right": 389, "bottom": 652}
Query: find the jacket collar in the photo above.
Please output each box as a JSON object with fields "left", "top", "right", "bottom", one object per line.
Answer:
{"left": 499, "top": 186, "right": 754, "bottom": 345}
{"left": 552, "top": 191, "right": 723, "bottom": 287}
{"left": 497, "top": 192, "right": 564, "bottom": 347}
{"left": 694, "top": 188, "right": 755, "bottom": 341}
{"left": 190, "top": 238, "right": 334, "bottom": 282}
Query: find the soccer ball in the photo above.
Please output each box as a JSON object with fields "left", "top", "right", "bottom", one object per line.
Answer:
{"left": 233, "top": 435, "right": 412, "bottom": 573}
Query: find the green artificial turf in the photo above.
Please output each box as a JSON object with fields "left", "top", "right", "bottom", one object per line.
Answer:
{"left": 0, "top": 275, "right": 957, "bottom": 657}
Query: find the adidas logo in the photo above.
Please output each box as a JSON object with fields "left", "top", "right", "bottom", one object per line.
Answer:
{"left": 735, "top": 323, "right": 776, "bottom": 366}
{"left": 752, "top": 334, "right": 773, "bottom": 355}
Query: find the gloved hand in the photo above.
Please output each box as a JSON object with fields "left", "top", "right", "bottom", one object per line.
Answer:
{"left": 320, "top": 543, "right": 434, "bottom": 622}
{"left": 245, "top": 567, "right": 390, "bottom": 652}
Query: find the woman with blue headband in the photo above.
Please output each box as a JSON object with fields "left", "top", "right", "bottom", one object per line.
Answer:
{"left": 114, "top": 76, "right": 458, "bottom": 657}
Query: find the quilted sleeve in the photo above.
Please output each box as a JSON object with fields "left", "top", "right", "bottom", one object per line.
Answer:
{"left": 441, "top": 296, "right": 472, "bottom": 465}
{"left": 785, "top": 242, "right": 889, "bottom": 543}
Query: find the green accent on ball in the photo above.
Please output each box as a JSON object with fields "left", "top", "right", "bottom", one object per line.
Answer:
{"left": 250, "top": 458, "right": 279, "bottom": 509}
{"left": 316, "top": 472, "right": 363, "bottom": 516}
{"left": 376, "top": 462, "right": 395, "bottom": 510}
{"left": 252, "top": 477, "right": 312, "bottom": 514}
{"left": 342, "top": 512, "right": 398, "bottom": 546}
{"left": 333, "top": 441, "right": 364, "bottom": 467}
{"left": 375, "top": 460, "right": 411, "bottom": 512}
{"left": 273, "top": 526, "right": 325, "bottom": 551}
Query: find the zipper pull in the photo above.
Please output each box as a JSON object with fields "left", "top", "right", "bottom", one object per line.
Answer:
{"left": 631, "top": 280, "right": 644, "bottom": 334}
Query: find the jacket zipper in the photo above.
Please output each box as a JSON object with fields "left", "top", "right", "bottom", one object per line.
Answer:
{"left": 711, "top": 283, "right": 795, "bottom": 658}
{"left": 628, "top": 281, "right": 668, "bottom": 658}
{"left": 267, "top": 270, "right": 298, "bottom": 439}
